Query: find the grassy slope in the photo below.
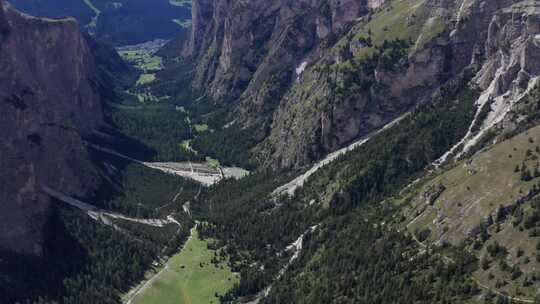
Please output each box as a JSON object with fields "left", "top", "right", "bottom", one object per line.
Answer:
{"left": 119, "top": 50, "right": 163, "bottom": 73}
{"left": 119, "top": 49, "right": 163, "bottom": 99}
{"left": 353, "top": 0, "right": 445, "bottom": 58}
{"left": 405, "top": 125, "right": 540, "bottom": 242}
{"left": 402, "top": 124, "right": 540, "bottom": 299}
{"left": 131, "top": 229, "right": 238, "bottom": 304}
{"left": 136, "top": 74, "right": 157, "bottom": 86}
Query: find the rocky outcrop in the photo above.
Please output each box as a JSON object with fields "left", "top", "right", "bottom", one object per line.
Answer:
{"left": 186, "top": 0, "right": 214, "bottom": 57}
{"left": 435, "top": 0, "right": 540, "bottom": 165}
{"left": 250, "top": 0, "right": 540, "bottom": 168}
{"left": 187, "top": 0, "right": 371, "bottom": 131}
{"left": 0, "top": 1, "right": 103, "bottom": 255}
{"left": 184, "top": 0, "right": 540, "bottom": 169}
{"left": 184, "top": 0, "right": 456, "bottom": 168}
{"left": 0, "top": 0, "right": 7, "bottom": 30}
{"left": 252, "top": 0, "right": 456, "bottom": 167}
{"left": 423, "top": 183, "right": 446, "bottom": 206}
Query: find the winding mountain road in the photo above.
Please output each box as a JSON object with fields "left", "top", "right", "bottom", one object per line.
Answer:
{"left": 42, "top": 186, "right": 179, "bottom": 228}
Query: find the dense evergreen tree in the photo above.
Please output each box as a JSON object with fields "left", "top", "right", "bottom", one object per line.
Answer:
{"left": 195, "top": 73, "right": 480, "bottom": 303}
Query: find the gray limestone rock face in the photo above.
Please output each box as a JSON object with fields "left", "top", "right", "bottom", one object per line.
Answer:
{"left": 182, "top": 0, "right": 540, "bottom": 169}
{"left": 0, "top": 2, "right": 103, "bottom": 255}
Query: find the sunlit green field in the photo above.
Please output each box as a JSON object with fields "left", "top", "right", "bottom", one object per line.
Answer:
{"left": 130, "top": 229, "right": 238, "bottom": 304}
{"left": 194, "top": 124, "right": 209, "bottom": 133}
{"left": 119, "top": 50, "right": 163, "bottom": 72}
{"left": 136, "top": 74, "right": 156, "bottom": 86}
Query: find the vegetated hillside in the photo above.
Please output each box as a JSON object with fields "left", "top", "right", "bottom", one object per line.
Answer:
{"left": 85, "top": 34, "right": 139, "bottom": 90}
{"left": 0, "top": 155, "right": 196, "bottom": 304}
{"left": 8, "top": 0, "right": 192, "bottom": 45}
{"left": 185, "top": 0, "right": 540, "bottom": 303}
{"left": 401, "top": 83, "right": 540, "bottom": 300}
{"left": 196, "top": 74, "right": 481, "bottom": 303}
{"left": 176, "top": 0, "right": 540, "bottom": 171}
{"left": 0, "top": 2, "right": 197, "bottom": 304}
{"left": 3, "top": 0, "right": 540, "bottom": 303}
{"left": 196, "top": 68, "right": 540, "bottom": 304}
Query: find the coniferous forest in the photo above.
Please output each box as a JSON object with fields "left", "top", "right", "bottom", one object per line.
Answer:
{"left": 4, "top": 0, "right": 540, "bottom": 303}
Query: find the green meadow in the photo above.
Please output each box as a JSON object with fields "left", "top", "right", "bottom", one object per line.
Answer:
{"left": 130, "top": 229, "right": 238, "bottom": 304}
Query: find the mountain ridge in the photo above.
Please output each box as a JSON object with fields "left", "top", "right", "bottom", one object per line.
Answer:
{"left": 180, "top": 0, "right": 540, "bottom": 170}
{"left": 0, "top": 0, "right": 104, "bottom": 255}
{"left": 3, "top": 0, "right": 540, "bottom": 303}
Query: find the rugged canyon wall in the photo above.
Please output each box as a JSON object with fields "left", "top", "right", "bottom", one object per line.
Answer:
{"left": 187, "top": 0, "right": 373, "bottom": 134}
{"left": 0, "top": 1, "right": 103, "bottom": 255}
{"left": 432, "top": 0, "right": 540, "bottom": 164}
{"left": 0, "top": 0, "right": 7, "bottom": 31}
{"left": 185, "top": 0, "right": 540, "bottom": 169}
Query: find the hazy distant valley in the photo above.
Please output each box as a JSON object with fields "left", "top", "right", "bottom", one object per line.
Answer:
{"left": 8, "top": 0, "right": 191, "bottom": 45}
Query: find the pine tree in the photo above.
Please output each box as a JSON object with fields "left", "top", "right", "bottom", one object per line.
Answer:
{"left": 521, "top": 164, "right": 533, "bottom": 181}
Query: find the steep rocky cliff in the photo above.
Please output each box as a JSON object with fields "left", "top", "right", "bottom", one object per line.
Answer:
{"left": 185, "top": 0, "right": 540, "bottom": 169}
{"left": 185, "top": 0, "right": 451, "bottom": 167}
{"left": 187, "top": 0, "right": 375, "bottom": 136}
{"left": 194, "top": 2, "right": 540, "bottom": 302}
{"left": 255, "top": 0, "right": 453, "bottom": 167}
{"left": 435, "top": 0, "right": 540, "bottom": 163}
{"left": 0, "top": 1, "right": 103, "bottom": 255}
{"left": 0, "top": 0, "right": 7, "bottom": 38}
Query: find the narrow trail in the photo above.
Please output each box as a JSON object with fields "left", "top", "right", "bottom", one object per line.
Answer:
{"left": 125, "top": 226, "right": 196, "bottom": 304}
{"left": 42, "top": 186, "right": 180, "bottom": 228}
{"left": 272, "top": 114, "right": 408, "bottom": 197}
{"left": 194, "top": 185, "right": 203, "bottom": 201}
{"left": 408, "top": 230, "right": 534, "bottom": 303}
{"left": 472, "top": 278, "right": 534, "bottom": 303}
{"left": 155, "top": 184, "right": 185, "bottom": 212}
{"left": 172, "top": 187, "right": 184, "bottom": 203}
{"left": 246, "top": 225, "right": 319, "bottom": 303}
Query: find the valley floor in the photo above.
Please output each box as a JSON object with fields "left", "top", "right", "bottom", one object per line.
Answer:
{"left": 125, "top": 227, "right": 238, "bottom": 304}
{"left": 88, "top": 142, "right": 249, "bottom": 186}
